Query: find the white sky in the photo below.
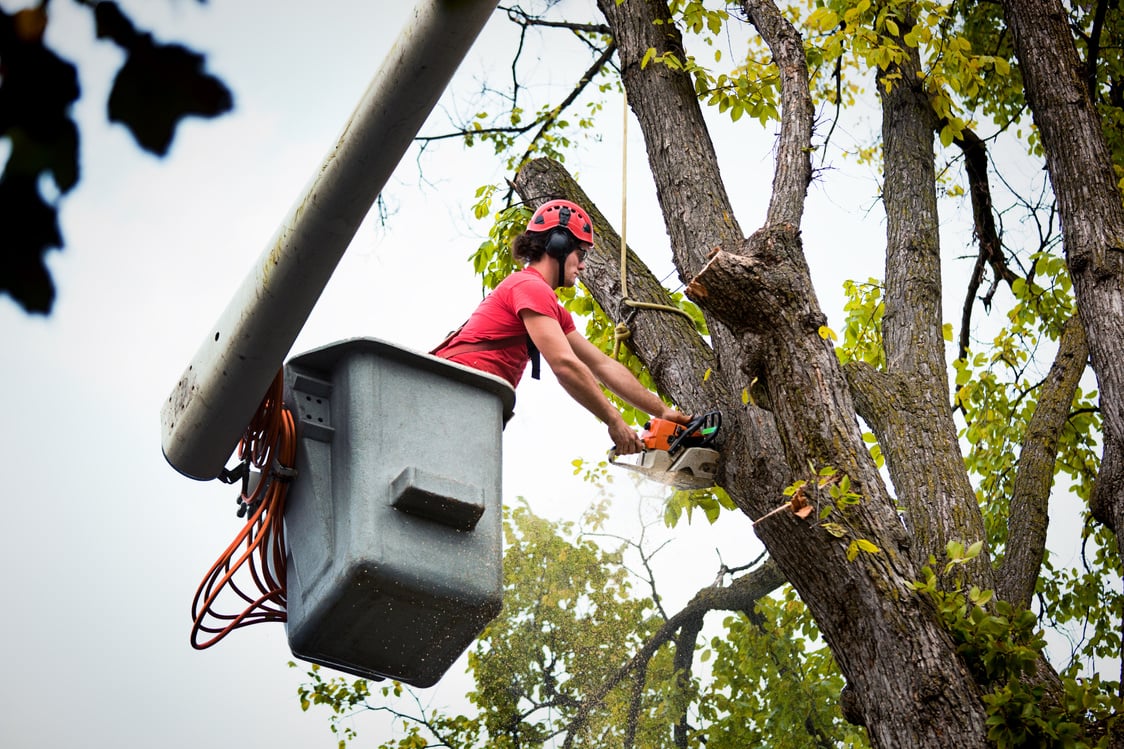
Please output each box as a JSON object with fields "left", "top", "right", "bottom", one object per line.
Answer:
{"left": 3, "top": 1, "right": 1088, "bottom": 747}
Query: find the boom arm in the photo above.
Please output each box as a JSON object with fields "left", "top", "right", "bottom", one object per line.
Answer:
{"left": 160, "top": 0, "right": 500, "bottom": 480}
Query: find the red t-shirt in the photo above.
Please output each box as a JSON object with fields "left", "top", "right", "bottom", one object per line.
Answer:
{"left": 442, "top": 267, "right": 576, "bottom": 387}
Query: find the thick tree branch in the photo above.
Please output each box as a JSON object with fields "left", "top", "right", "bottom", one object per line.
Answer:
{"left": 999, "top": 315, "right": 1090, "bottom": 608}
{"left": 595, "top": 0, "right": 743, "bottom": 282}
{"left": 1001, "top": 0, "right": 1124, "bottom": 573}
{"left": 671, "top": 613, "right": 703, "bottom": 748}
{"left": 623, "top": 662, "right": 647, "bottom": 749}
{"left": 740, "top": 0, "right": 814, "bottom": 226}
{"left": 876, "top": 18, "right": 992, "bottom": 589}
{"left": 513, "top": 158, "right": 722, "bottom": 414}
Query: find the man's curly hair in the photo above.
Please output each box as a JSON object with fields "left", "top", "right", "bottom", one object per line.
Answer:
{"left": 512, "top": 231, "right": 551, "bottom": 264}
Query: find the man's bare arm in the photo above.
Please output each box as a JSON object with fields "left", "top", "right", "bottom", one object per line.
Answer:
{"left": 521, "top": 311, "right": 645, "bottom": 454}
{"left": 567, "top": 332, "right": 690, "bottom": 426}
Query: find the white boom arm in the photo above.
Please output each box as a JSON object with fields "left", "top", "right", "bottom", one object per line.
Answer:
{"left": 161, "top": 0, "right": 500, "bottom": 480}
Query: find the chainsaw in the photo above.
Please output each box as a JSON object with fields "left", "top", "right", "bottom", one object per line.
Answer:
{"left": 609, "top": 411, "right": 721, "bottom": 490}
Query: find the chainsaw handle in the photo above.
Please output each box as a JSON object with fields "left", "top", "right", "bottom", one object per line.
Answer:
{"left": 666, "top": 410, "right": 721, "bottom": 453}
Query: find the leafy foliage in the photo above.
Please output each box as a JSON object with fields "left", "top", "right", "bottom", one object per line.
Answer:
{"left": 911, "top": 542, "right": 1123, "bottom": 748}
{"left": 698, "top": 587, "right": 869, "bottom": 748}
{"left": 662, "top": 485, "right": 738, "bottom": 527}
{"left": 466, "top": 501, "right": 662, "bottom": 747}
{"left": 837, "top": 278, "right": 886, "bottom": 369}
{"left": 0, "top": 0, "right": 231, "bottom": 314}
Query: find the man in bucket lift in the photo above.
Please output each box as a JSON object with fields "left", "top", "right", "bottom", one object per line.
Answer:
{"left": 433, "top": 199, "right": 690, "bottom": 456}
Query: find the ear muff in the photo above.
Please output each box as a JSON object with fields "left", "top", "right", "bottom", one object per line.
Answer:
{"left": 544, "top": 228, "right": 577, "bottom": 288}
{"left": 545, "top": 227, "right": 577, "bottom": 259}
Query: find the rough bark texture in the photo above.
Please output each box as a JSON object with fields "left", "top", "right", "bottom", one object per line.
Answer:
{"left": 858, "top": 23, "right": 993, "bottom": 589}
{"left": 999, "top": 315, "right": 1089, "bottom": 608}
{"left": 1001, "top": 0, "right": 1124, "bottom": 559}
{"left": 508, "top": 0, "right": 1119, "bottom": 743}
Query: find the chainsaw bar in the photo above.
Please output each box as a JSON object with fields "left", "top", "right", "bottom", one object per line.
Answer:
{"left": 610, "top": 446, "right": 721, "bottom": 490}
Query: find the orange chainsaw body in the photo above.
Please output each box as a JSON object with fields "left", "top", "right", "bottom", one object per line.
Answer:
{"left": 640, "top": 418, "right": 688, "bottom": 452}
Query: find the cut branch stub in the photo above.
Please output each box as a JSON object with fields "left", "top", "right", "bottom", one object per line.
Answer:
{"left": 687, "top": 226, "right": 816, "bottom": 337}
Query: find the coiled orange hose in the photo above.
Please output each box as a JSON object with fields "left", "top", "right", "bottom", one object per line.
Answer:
{"left": 190, "top": 370, "right": 295, "bottom": 649}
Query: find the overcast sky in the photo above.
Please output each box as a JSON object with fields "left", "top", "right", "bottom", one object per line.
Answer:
{"left": 0, "top": 1, "right": 1043, "bottom": 747}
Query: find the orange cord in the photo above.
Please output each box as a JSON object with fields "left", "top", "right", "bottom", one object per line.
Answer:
{"left": 190, "top": 370, "right": 296, "bottom": 649}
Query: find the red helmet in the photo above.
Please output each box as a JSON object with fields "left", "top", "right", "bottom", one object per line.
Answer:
{"left": 527, "top": 199, "right": 593, "bottom": 245}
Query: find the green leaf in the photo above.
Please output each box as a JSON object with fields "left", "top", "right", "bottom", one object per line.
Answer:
{"left": 822, "top": 522, "right": 848, "bottom": 538}
{"left": 939, "top": 124, "right": 955, "bottom": 148}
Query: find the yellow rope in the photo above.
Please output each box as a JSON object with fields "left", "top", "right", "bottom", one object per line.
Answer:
{"left": 620, "top": 88, "right": 628, "bottom": 291}
{"left": 613, "top": 91, "right": 695, "bottom": 359}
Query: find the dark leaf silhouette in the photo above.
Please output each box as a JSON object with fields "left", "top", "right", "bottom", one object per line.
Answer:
{"left": 96, "top": 1, "right": 232, "bottom": 155}
{"left": 0, "top": 7, "right": 80, "bottom": 313}
{"left": 0, "top": 1, "right": 231, "bottom": 313}
{"left": 0, "top": 173, "right": 62, "bottom": 314}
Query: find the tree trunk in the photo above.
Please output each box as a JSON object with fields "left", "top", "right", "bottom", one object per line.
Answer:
{"left": 846, "top": 17, "right": 994, "bottom": 589}
{"left": 1000, "top": 0, "right": 1124, "bottom": 560}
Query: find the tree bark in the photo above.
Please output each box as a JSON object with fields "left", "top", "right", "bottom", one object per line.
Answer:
{"left": 689, "top": 229, "right": 989, "bottom": 749}
{"left": 1000, "top": 0, "right": 1124, "bottom": 563}
{"left": 853, "top": 20, "right": 993, "bottom": 590}
{"left": 999, "top": 315, "right": 1089, "bottom": 608}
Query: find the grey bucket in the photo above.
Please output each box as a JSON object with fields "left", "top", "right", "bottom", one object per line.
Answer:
{"left": 282, "top": 337, "right": 515, "bottom": 687}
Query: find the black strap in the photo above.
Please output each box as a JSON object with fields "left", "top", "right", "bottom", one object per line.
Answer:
{"left": 527, "top": 337, "right": 541, "bottom": 380}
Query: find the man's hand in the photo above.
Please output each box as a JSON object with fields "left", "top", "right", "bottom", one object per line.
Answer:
{"left": 659, "top": 408, "right": 692, "bottom": 426}
{"left": 609, "top": 419, "right": 645, "bottom": 455}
